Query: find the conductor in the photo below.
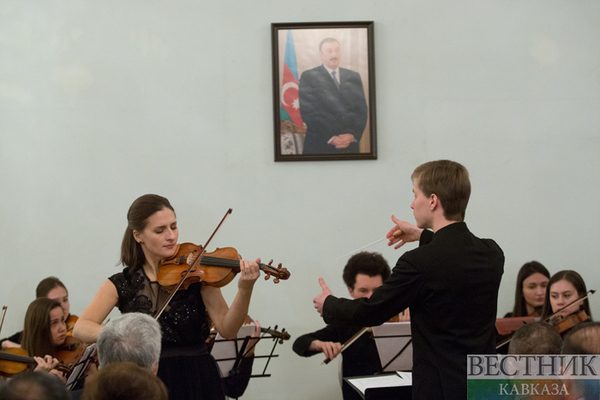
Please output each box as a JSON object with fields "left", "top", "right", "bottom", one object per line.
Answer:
{"left": 313, "top": 160, "right": 504, "bottom": 400}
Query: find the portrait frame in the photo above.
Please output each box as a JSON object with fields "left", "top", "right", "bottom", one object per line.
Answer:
{"left": 271, "top": 21, "right": 377, "bottom": 162}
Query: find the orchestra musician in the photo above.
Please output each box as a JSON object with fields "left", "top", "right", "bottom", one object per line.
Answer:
{"left": 1, "top": 277, "right": 78, "bottom": 350}
{"left": 73, "top": 194, "right": 261, "bottom": 400}
{"left": 294, "top": 252, "right": 398, "bottom": 400}
{"left": 540, "top": 270, "right": 593, "bottom": 334}
{"left": 20, "top": 298, "right": 70, "bottom": 381}
{"left": 505, "top": 261, "right": 550, "bottom": 318}
{"left": 313, "top": 160, "right": 505, "bottom": 400}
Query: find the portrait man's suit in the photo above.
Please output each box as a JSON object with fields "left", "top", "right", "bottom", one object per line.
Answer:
{"left": 299, "top": 65, "right": 368, "bottom": 154}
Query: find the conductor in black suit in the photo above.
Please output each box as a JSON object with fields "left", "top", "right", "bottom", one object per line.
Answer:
{"left": 299, "top": 38, "right": 368, "bottom": 154}
{"left": 313, "top": 160, "right": 505, "bottom": 400}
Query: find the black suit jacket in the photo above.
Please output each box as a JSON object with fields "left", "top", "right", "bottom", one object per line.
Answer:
{"left": 323, "top": 222, "right": 504, "bottom": 400}
{"left": 299, "top": 65, "right": 368, "bottom": 154}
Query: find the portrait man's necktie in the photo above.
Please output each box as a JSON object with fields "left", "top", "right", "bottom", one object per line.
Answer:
{"left": 332, "top": 71, "right": 340, "bottom": 89}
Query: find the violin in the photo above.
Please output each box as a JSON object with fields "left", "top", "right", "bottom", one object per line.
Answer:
{"left": 206, "top": 323, "right": 291, "bottom": 352}
{"left": 55, "top": 336, "right": 88, "bottom": 372}
{"left": 549, "top": 309, "right": 590, "bottom": 334}
{"left": 158, "top": 242, "right": 290, "bottom": 292}
{"left": 0, "top": 348, "right": 71, "bottom": 377}
{"left": 0, "top": 306, "right": 71, "bottom": 377}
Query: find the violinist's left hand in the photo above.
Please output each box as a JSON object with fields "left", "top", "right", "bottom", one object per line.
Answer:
{"left": 33, "top": 355, "right": 59, "bottom": 373}
{"left": 238, "top": 258, "right": 260, "bottom": 290}
{"left": 34, "top": 355, "right": 66, "bottom": 381}
{"left": 313, "top": 277, "right": 333, "bottom": 317}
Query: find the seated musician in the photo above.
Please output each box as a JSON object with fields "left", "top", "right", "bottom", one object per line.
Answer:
{"left": 293, "top": 252, "right": 404, "bottom": 400}
{"left": 540, "top": 270, "right": 593, "bottom": 335}
{"left": 505, "top": 261, "right": 550, "bottom": 317}
{"left": 1, "top": 277, "right": 78, "bottom": 349}
{"left": 20, "top": 297, "right": 70, "bottom": 381}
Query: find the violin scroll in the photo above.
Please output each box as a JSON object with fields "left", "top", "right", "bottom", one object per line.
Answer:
{"left": 260, "top": 260, "right": 291, "bottom": 284}
{"left": 261, "top": 325, "right": 291, "bottom": 344}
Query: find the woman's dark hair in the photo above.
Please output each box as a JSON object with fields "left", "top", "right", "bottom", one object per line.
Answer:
{"left": 36, "top": 276, "right": 67, "bottom": 298}
{"left": 511, "top": 261, "right": 550, "bottom": 317}
{"left": 21, "top": 298, "right": 63, "bottom": 358}
{"left": 541, "top": 270, "right": 592, "bottom": 320}
{"left": 120, "top": 194, "right": 174, "bottom": 272}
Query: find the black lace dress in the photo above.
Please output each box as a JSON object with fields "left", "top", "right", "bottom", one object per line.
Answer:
{"left": 109, "top": 268, "right": 225, "bottom": 400}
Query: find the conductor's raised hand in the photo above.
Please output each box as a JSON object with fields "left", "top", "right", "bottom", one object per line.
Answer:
{"left": 313, "top": 277, "right": 332, "bottom": 317}
{"left": 387, "top": 215, "right": 423, "bottom": 249}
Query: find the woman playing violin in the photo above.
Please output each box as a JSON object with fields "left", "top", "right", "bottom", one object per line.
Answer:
{"left": 73, "top": 194, "right": 260, "bottom": 400}
{"left": 20, "top": 297, "right": 69, "bottom": 380}
{"left": 505, "top": 261, "right": 550, "bottom": 318}
{"left": 1, "top": 277, "right": 78, "bottom": 350}
{"left": 540, "top": 270, "right": 592, "bottom": 334}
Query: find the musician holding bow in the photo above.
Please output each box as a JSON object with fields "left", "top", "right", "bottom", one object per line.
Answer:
{"left": 73, "top": 194, "right": 260, "bottom": 400}
{"left": 294, "top": 252, "right": 397, "bottom": 400}
{"left": 313, "top": 160, "right": 505, "bottom": 400}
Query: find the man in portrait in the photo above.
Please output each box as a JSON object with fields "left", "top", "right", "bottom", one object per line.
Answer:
{"left": 299, "top": 38, "right": 368, "bottom": 155}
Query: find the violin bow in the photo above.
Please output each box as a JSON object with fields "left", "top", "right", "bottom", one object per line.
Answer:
{"left": 154, "top": 208, "right": 233, "bottom": 320}
{"left": 322, "top": 326, "right": 372, "bottom": 365}
{"left": 0, "top": 306, "right": 6, "bottom": 336}
{"left": 542, "top": 289, "right": 595, "bottom": 325}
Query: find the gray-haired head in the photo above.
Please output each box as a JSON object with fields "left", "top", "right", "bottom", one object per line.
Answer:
{"left": 97, "top": 313, "right": 162, "bottom": 371}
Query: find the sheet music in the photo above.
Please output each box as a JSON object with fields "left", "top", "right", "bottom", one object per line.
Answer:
{"left": 210, "top": 324, "right": 255, "bottom": 377}
{"left": 346, "top": 372, "right": 412, "bottom": 395}
{"left": 371, "top": 322, "right": 413, "bottom": 372}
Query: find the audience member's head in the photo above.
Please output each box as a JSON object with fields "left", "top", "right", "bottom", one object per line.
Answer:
{"left": 561, "top": 322, "right": 600, "bottom": 354}
{"left": 97, "top": 312, "right": 162, "bottom": 374}
{"left": 82, "top": 362, "right": 168, "bottom": 400}
{"left": 0, "top": 371, "right": 69, "bottom": 400}
{"left": 560, "top": 322, "right": 600, "bottom": 400}
{"left": 342, "top": 252, "right": 391, "bottom": 299}
{"left": 508, "top": 321, "right": 563, "bottom": 355}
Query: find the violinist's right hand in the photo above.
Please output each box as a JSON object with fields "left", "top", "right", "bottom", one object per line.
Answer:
{"left": 309, "top": 340, "right": 342, "bottom": 361}
{"left": 387, "top": 216, "right": 423, "bottom": 249}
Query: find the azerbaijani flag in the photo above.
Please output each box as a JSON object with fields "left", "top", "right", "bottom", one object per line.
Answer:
{"left": 280, "top": 30, "right": 303, "bottom": 128}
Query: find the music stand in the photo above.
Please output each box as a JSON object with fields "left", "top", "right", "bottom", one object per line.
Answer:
{"left": 65, "top": 343, "right": 97, "bottom": 391}
{"left": 210, "top": 324, "right": 286, "bottom": 380}
{"left": 345, "top": 372, "right": 412, "bottom": 400}
{"left": 371, "top": 322, "right": 412, "bottom": 372}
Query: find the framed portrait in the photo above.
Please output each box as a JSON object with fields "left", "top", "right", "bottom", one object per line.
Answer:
{"left": 271, "top": 21, "right": 377, "bottom": 162}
